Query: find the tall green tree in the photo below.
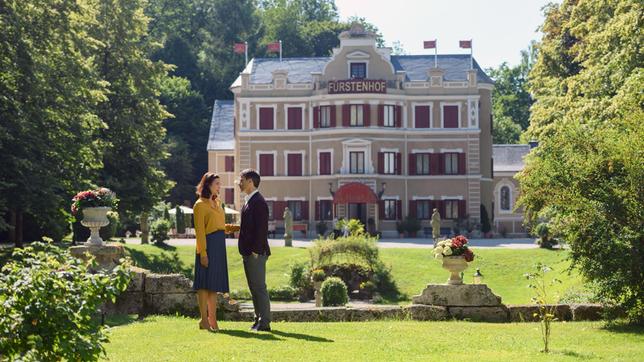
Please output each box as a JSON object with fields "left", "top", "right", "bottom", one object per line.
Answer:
{"left": 0, "top": 0, "right": 105, "bottom": 244}
{"left": 518, "top": 0, "right": 643, "bottom": 322}
{"left": 91, "top": 0, "right": 173, "bottom": 242}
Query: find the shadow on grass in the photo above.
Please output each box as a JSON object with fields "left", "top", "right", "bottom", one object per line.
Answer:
{"left": 551, "top": 350, "right": 595, "bottom": 359}
{"left": 602, "top": 321, "right": 644, "bottom": 335}
{"left": 217, "top": 329, "right": 282, "bottom": 341}
{"left": 152, "top": 242, "right": 177, "bottom": 251}
{"left": 104, "top": 314, "right": 142, "bottom": 327}
{"left": 271, "top": 330, "right": 334, "bottom": 343}
{"left": 125, "top": 247, "right": 191, "bottom": 278}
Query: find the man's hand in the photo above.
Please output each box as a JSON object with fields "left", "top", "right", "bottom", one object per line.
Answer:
{"left": 200, "top": 253, "right": 209, "bottom": 268}
{"left": 252, "top": 252, "right": 259, "bottom": 259}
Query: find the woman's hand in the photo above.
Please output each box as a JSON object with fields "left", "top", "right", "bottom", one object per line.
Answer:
{"left": 200, "top": 253, "right": 209, "bottom": 268}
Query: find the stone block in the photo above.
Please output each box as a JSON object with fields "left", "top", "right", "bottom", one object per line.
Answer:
{"left": 103, "top": 292, "right": 144, "bottom": 315}
{"left": 403, "top": 305, "right": 449, "bottom": 321}
{"left": 412, "top": 284, "right": 503, "bottom": 306}
{"left": 145, "top": 273, "right": 192, "bottom": 294}
{"left": 571, "top": 304, "right": 603, "bottom": 321}
{"left": 145, "top": 292, "right": 198, "bottom": 316}
{"left": 448, "top": 306, "right": 509, "bottom": 322}
{"left": 126, "top": 266, "right": 147, "bottom": 292}
{"left": 217, "top": 293, "right": 241, "bottom": 312}
{"left": 507, "top": 304, "right": 572, "bottom": 322}
{"left": 347, "top": 306, "right": 403, "bottom": 321}
{"left": 69, "top": 243, "right": 125, "bottom": 271}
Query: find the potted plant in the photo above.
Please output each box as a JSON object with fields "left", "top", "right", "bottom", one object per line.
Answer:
{"left": 395, "top": 219, "right": 406, "bottom": 238}
{"left": 311, "top": 269, "right": 326, "bottom": 307}
{"left": 432, "top": 235, "right": 475, "bottom": 285}
{"left": 405, "top": 216, "right": 421, "bottom": 238}
{"left": 71, "top": 188, "right": 119, "bottom": 245}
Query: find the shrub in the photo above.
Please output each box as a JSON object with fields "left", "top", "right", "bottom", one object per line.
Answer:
{"left": 480, "top": 204, "right": 492, "bottom": 233}
{"left": 311, "top": 269, "right": 326, "bottom": 282}
{"left": 525, "top": 263, "right": 562, "bottom": 353}
{"left": 268, "top": 286, "right": 298, "bottom": 301}
{"left": 316, "top": 221, "right": 328, "bottom": 236}
{"left": 288, "top": 261, "right": 313, "bottom": 301}
{"left": 175, "top": 206, "right": 186, "bottom": 234}
{"left": 534, "top": 222, "right": 558, "bottom": 249}
{"left": 150, "top": 219, "right": 171, "bottom": 244}
{"left": 395, "top": 219, "right": 406, "bottom": 235}
{"left": 0, "top": 242, "right": 131, "bottom": 361}
{"left": 405, "top": 216, "right": 421, "bottom": 236}
{"left": 321, "top": 277, "right": 348, "bottom": 306}
{"left": 99, "top": 211, "right": 119, "bottom": 241}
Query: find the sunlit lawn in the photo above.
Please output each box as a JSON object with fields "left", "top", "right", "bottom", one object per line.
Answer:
{"left": 101, "top": 316, "right": 644, "bottom": 361}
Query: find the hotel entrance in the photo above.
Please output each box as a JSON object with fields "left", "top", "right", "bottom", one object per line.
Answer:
{"left": 348, "top": 203, "right": 367, "bottom": 226}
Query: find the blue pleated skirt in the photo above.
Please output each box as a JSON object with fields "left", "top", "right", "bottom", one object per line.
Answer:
{"left": 193, "top": 230, "right": 230, "bottom": 292}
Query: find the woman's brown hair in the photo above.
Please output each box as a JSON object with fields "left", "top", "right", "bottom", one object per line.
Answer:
{"left": 196, "top": 172, "right": 219, "bottom": 199}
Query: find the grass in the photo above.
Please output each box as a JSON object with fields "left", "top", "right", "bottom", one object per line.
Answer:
{"left": 123, "top": 244, "right": 583, "bottom": 305}
{"left": 101, "top": 316, "right": 644, "bottom": 361}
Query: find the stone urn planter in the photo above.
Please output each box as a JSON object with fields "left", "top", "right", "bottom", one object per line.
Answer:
{"left": 442, "top": 256, "right": 469, "bottom": 285}
{"left": 81, "top": 207, "right": 111, "bottom": 245}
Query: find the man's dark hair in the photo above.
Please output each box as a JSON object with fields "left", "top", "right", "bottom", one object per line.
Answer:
{"left": 240, "top": 168, "right": 261, "bottom": 188}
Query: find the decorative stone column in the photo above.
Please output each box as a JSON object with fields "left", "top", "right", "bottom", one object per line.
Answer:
{"left": 69, "top": 243, "right": 125, "bottom": 272}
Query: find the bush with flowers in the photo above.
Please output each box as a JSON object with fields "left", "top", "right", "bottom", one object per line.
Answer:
{"left": 71, "top": 187, "right": 119, "bottom": 220}
{"left": 432, "top": 235, "right": 475, "bottom": 262}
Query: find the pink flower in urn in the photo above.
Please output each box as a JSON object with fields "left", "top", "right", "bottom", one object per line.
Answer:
{"left": 463, "top": 248, "right": 474, "bottom": 262}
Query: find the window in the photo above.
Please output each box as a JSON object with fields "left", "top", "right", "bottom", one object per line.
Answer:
{"left": 383, "top": 105, "right": 395, "bottom": 127}
{"left": 415, "top": 105, "right": 430, "bottom": 128}
{"left": 350, "top": 62, "right": 366, "bottom": 79}
{"left": 266, "top": 201, "right": 274, "bottom": 220}
{"left": 319, "top": 152, "right": 331, "bottom": 175}
{"left": 319, "top": 106, "right": 331, "bottom": 128}
{"left": 443, "top": 105, "right": 459, "bottom": 128}
{"left": 500, "top": 186, "right": 511, "bottom": 211}
{"left": 415, "top": 153, "right": 431, "bottom": 175}
{"left": 224, "top": 156, "right": 234, "bottom": 172}
{"left": 224, "top": 188, "right": 234, "bottom": 205}
{"left": 444, "top": 153, "right": 459, "bottom": 175}
{"left": 350, "top": 151, "right": 365, "bottom": 174}
{"left": 416, "top": 200, "right": 431, "bottom": 220}
{"left": 350, "top": 105, "right": 363, "bottom": 126}
{"left": 258, "top": 153, "right": 274, "bottom": 176}
{"left": 444, "top": 200, "right": 459, "bottom": 219}
{"left": 384, "top": 200, "right": 398, "bottom": 220}
{"left": 287, "top": 153, "right": 302, "bottom": 176}
{"left": 287, "top": 107, "right": 302, "bottom": 129}
{"left": 383, "top": 152, "right": 396, "bottom": 174}
{"left": 259, "top": 107, "right": 274, "bottom": 129}
{"left": 319, "top": 200, "right": 332, "bottom": 220}
{"left": 288, "top": 201, "right": 303, "bottom": 220}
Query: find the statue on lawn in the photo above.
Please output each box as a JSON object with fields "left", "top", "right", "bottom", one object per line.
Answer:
{"left": 283, "top": 207, "right": 293, "bottom": 247}
{"left": 431, "top": 208, "right": 441, "bottom": 245}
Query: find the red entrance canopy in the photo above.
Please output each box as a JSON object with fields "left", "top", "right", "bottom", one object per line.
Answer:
{"left": 333, "top": 182, "right": 378, "bottom": 204}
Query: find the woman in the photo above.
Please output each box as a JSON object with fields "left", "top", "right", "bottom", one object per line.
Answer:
{"left": 193, "top": 172, "right": 229, "bottom": 332}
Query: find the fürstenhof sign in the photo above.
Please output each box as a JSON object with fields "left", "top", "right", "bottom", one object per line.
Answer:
{"left": 328, "top": 79, "right": 387, "bottom": 94}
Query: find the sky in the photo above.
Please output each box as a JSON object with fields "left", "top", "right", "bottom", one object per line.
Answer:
{"left": 334, "top": 0, "right": 560, "bottom": 70}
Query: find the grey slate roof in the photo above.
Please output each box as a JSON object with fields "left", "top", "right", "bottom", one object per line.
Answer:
{"left": 243, "top": 54, "right": 493, "bottom": 84}
{"left": 207, "top": 100, "right": 234, "bottom": 151}
{"left": 493, "top": 144, "right": 531, "bottom": 172}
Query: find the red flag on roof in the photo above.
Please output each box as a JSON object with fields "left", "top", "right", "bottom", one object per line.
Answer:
{"left": 459, "top": 40, "right": 472, "bottom": 48}
{"left": 233, "top": 43, "right": 246, "bottom": 54}
{"left": 423, "top": 40, "right": 436, "bottom": 49}
{"left": 266, "top": 41, "right": 280, "bottom": 53}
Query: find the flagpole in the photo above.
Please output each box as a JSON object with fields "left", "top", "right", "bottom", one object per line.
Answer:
{"left": 244, "top": 41, "right": 248, "bottom": 65}
{"left": 434, "top": 39, "right": 438, "bottom": 68}
{"left": 279, "top": 40, "right": 282, "bottom": 62}
{"left": 470, "top": 39, "right": 473, "bottom": 70}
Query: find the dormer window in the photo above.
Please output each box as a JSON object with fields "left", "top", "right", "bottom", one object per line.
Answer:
{"left": 350, "top": 62, "right": 366, "bottom": 79}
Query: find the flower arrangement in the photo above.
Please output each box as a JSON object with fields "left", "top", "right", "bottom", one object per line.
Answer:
{"left": 70, "top": 188, "right": 118, "bottom": 216}
{"left": 311, "top": 269, "right": 326, "bottom": 283}
{"left": 433, "top": 235, "right": 475, "bottom": 262}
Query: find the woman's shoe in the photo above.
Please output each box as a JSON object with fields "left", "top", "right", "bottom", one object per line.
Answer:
{"left": 199, "top": 321, "right": 209, "bottom": 330}
{"left": 208, "top": 326, "right": 220, "bottom": 333}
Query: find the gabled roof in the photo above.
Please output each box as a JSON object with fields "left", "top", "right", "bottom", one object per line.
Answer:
{"left": 207, "top": 100, "right": 234, "bottom": 151}
{"left": 493, "top": 144, "right": 531, "bottom": 172}
{"left": 236, "top": 54, "right": 493, "bottom": 85}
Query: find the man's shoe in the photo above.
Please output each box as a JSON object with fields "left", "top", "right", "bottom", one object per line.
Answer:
{"left": 256, "top": 326, "right": 271, "bottom": 332}
{"left": 250, "top": 321, "right": 259, "bottom": 331}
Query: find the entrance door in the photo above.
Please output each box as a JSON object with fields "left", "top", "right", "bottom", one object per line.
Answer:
{"left": 348, "top": 203, "right": 367, "bottom": 226}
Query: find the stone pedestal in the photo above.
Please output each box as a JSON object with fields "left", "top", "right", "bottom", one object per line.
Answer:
{"left": 412, "top": 284, "right": 508, "bottom": 322}
{"left": 69, "top": 243, "right": 125, "bottom": 272}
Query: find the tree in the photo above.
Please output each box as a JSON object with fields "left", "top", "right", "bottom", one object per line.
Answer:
{"left": 91, "top": 0, "right": 174, "bottom": 243}
{"left": 0, "top": 0, "right": 105, "bottom": 244}
{"left": 493, "top": 116, "right": 523, "bottom": 144}
{"left": 518, "top": 0, "right": 643, "bottom": 323}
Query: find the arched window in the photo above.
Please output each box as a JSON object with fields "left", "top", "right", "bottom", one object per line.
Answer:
{"left": 500, "top": 186, "right": 511, "bottom": 211}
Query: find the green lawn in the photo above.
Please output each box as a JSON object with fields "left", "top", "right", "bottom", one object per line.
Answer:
{"left": 124, "top": 244, "right": 583, "bottom": 305}
{"left": 102, "top": 316, "right": 644, "bottom": 361}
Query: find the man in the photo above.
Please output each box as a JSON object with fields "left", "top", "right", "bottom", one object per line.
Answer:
{"left": 237, "top": 169, "right": 271, "bottom": 331}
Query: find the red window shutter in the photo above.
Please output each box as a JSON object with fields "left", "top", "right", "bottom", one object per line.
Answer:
{"left": 275, "top": 201, "right": 287, "bottom": 220}
{"left": 320, "top": 152, "right": 331, "bottom": 175}
{"left": 288, "top": 154, "right": 302, "bottom": 176}
{"left": 315, "top": 201, "right": 320, "bottom": 220}
{"left": 430, "top": 153, "right": 440, "bottom": 175}
{"left": 378, "top": 104, "right": 384, "bottom": 127}
{"left": 415, "top": 106, "right": 429, "bottom": 128}
{"left": 259, "top": 154, "right": 274, "bottom": 176}
{"left": 396, "top": 200, "right": 402, "bottom": 220}
{"left": 225, "top": 188, "right": 234, "bottom": 204}
{"left": 378, "top": 152, "right": 384, "bottom": 174}
{"left": 259, "top": 107, "right": 274, "bottom": 129}
{"left": 458, "top": 200, "right": 466, "bottom": 219}
{"left": 313, "top": 106, "right": 319, "bottom": 128}
{"left": 342, "top": 104, "right": 350, "bottom": 127}
{"left": 409, "top": 200, "right": 417, "bottom": 218}
{"left": 330, "top": 105, "right": 337, "bottom": 127}
{"left": 302, "top": 201, "right": 309, "bottom": 220}
{"left": 225, "top": 156, "right": 234, "bottom": 172}
{"left": 395, "top": 106, "right": 402, "bottom": 128}
{"left": 408, "top": 153, "right": 416, "bottom": 175}
{"left": 438, "top": 153, "right": 445, "bottom": 175}
{"left": 458, "top": 153, "right": 466, "bottom": 175}
{"left": 379, "top": 200, "right": 385, "bottom": 219}
{"left": 396, "top": 153, "right": 402, "bottom": 175}
{"left": 363, "top": 104, "right": 370, "bottom": 127}
{"left": 444, "top": 105, "right": 458, "bottom": 128}
{"left": 436, "top": 200, "right": 445, "bottom": 218}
